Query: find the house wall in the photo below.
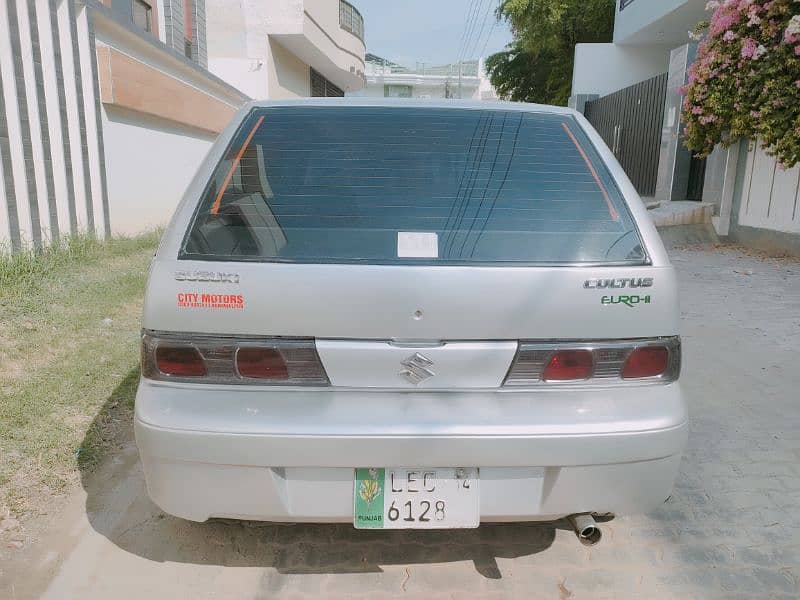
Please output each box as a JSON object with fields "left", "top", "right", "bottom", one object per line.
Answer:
{"left": 572, "top": 43, "right": 672, "bottom": 98}
{"left": 736, "top": 140, "right": 800, "bottom": 235}
{"left": 267, "top": 38, "right": 311, "bottom": 99}
{"left": 614, "top": 0, "right": 692, "bottom": 44}
{"left": 727, "top": 140, "right": 800, "bottom": 255}
{"left": 95, "top": 45, "right": 236, "bottom": 133}
{"left": 298, "top": 0, "right": 365, "bottom": 90}
{"left": 101, "top": 105, "right": 214, "bottom": 235}
{"left": 0, "top": 0, "right": 248, "bottom": 253}
{"left": 205, "top": 0, "right": 365, "bottom": 100}
{"left": 92, "top": 1, "right": 248, "bottom": 235}
{"left": 0, "top": 0, "right": 107, "bottom": 250}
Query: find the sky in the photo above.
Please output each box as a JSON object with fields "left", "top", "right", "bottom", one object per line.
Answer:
{"left": 353, "top": 0, "right": 513, "bottom": 68}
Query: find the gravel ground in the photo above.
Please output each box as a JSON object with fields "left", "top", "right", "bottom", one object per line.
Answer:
{"left": 1, "top": 243, "right": 799, "bottom": 599}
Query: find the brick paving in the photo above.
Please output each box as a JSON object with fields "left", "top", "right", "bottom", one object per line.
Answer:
{"left": 3, "top": 244, "right": 800, "bottom": 599}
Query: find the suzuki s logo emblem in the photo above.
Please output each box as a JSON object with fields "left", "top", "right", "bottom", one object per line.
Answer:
{"left": 399, "top": 353, "right": 435, "bottom": 385}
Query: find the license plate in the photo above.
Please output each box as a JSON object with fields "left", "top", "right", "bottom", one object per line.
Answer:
{"left": 353, "top": 467, "right": 479, "bottom": 529}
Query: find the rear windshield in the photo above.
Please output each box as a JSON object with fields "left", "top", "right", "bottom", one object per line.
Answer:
{"left": 181, "top": 106, "right": 646, "bottom": 265}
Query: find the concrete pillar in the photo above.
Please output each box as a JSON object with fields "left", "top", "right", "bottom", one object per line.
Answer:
{"left": 703, "top": 141, "right": 741, "bottom": 236}
{"left": 568, "top": 93, "right": 599, "bottom": 115}
{"left": 655, "top": 43, "right": 697, "bottom": 203}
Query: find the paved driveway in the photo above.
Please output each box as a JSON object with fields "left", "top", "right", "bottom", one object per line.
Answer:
{"left": 3, "top": 244, "right": 799, "bottom": 599}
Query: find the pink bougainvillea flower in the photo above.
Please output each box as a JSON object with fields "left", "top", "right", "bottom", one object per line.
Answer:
{"left": 682, "top": 0, "right": 800, "bottom": 166}
{"left": 710, "top": 9, "right": 742, "bottom": 35}
{"left": 740, "top": 37, "right": 766, "bottom": 58}
{"left": 785, "top": 15, "right": 800, "bottom": 36}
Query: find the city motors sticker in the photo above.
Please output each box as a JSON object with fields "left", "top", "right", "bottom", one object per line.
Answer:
{"left": 177, "top": 292, "right": 244, "bottom": 309}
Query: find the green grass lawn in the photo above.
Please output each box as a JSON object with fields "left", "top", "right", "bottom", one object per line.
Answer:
{"left": 0, "top": 233, "right": 160, "bottom": 517}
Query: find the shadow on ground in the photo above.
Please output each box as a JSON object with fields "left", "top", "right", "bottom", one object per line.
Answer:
{"left": 78, "top": 370, "right": 559, "bottom": 578}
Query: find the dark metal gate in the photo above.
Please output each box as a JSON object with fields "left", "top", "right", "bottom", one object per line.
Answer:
{"left": 584, "top": 72, "right": 668, "bottom": 197}
{"left": 686, "top": 155, "right": 706, "bottom": 201}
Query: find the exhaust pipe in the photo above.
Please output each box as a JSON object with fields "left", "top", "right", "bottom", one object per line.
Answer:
{"left": 568, "top": 513, "right": 602, "bottom": 546}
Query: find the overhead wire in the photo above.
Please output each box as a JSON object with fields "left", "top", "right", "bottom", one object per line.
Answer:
{"left": 455, "top": 0, "right": 483, "bottom": 65}
{"left": 465, "top": 0, "right": 496, "bottom": 61}
{"left": 458, "top": 0, "right": 492, "bottom": 64}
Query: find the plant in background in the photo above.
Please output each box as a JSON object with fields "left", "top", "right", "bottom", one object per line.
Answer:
{"left": 486, "top": 0, "right": 615, "bottom": 106}
{"left": 682, "top": 0, "right": 800, "bottom": 167}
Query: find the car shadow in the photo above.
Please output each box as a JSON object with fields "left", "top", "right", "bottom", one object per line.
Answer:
{"left": 78, "top": 369, "right": 560, "bottom": 578}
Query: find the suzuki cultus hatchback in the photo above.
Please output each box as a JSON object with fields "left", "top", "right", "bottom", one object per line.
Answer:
{"left": 136, "top": 100, "right": 686, "bottom": 544}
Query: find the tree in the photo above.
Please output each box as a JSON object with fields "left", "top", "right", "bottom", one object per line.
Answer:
{"left": 682, "top": 1, "right": 800, "bottom": 168}
{"left": 486, "top": 0, "right": 616, "bottom": 106}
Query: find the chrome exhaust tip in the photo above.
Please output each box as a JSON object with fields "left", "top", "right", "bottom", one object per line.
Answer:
{"left": 568, "top": 513, "right": 602, "bottom": 546}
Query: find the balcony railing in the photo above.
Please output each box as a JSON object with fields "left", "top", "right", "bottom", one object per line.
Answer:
{"left": 339, "top": 0, "right": 364, "bottom": 42}
{"left": 366, "top": 59, "right": 480, "bottom": 78}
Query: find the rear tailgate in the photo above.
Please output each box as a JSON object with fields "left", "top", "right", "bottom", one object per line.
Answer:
{"left": 144, "top": 104, "right": 678, "bottom": 388}
{"left": 144, "top": 260, "right": 676, "bottom": 387}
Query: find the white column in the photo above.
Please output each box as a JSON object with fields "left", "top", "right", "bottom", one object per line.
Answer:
{"left": 0, "top": 1, "right": 33, "bottom": 247}
{"left": 709, "top": 141, "right": 740, "bottom": 237}
{"left": 157, "top": 0, "right": 167, "bottom": 42}
{"left": 75, "top": 4, "right": 106, "bottom": 238}
{"left": 0, "top": 145, "right": 10, "bottom": 249}
{"left": 16, "top": 0, "right": 53, "bottom": 243}
{"left": 56, "top": 0, "right": 90, "bottom": 232}
{"left": 36, "top": 0, "right": 72, "bottom": 239}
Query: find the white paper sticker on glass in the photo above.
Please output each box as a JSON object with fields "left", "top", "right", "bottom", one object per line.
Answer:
{"left": 397, "top": 232, "right": 438, "bottom": 258}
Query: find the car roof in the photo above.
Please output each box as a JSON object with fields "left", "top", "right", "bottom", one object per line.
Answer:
{"left": 240, "top": 97, "right": 579, "bottom": 116}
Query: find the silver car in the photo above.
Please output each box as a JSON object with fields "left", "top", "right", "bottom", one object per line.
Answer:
{"left": 135, "top": 99, "right": 685, "bottom": 543}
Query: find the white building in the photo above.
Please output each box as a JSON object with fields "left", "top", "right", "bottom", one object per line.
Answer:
{"left": 1, "top": 0, "right": 369, "bottom": 251}
{"left": 0, "top": 0, "right": 249, "bottom": 250}
{"left": 351, "top": 54, "right": 497, "bottom": 101}
{"left": 571, "top": 0, "right": 708, "bottom": 102}
{"left": 570, "top": 0, "right": 800, "bottom": 256}
{"left": 205, "top": 0, "right": 366, "bottom": 99}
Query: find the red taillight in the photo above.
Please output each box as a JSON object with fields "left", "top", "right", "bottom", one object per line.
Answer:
{"left": 155, "top": 346, "right": 207, "bottom": 377}
{"left": 622, "top": 346, "right": 669, "bottom": 379}
{"left": 542, "top": 350, "right": 594, "bottom": 381}
{"left": 142, "top": 333, "right": 329, "bottom": 386}
{"left": 504, "top": 338, "right": 680, "bottom": 386}
{"left": 236, "top": 347, "right": 289, "bottom": 379}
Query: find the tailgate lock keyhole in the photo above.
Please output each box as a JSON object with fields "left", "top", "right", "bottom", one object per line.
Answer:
{"left": 413, "top": 310, "right": 423, "bottom": 320}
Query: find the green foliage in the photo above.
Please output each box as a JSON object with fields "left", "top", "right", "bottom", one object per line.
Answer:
{"left": 486, "top": 0, "right": 616, "bottom": 106}
{"left": 683, "top": 1, "right": 800, "bottom": 167}
{"left": 0, "top": 233, "right": 158, "bottom": 515}
{"left": 0, "top": 231, "right": 161, "bottom": 298}
{"left": 485, "top": 43, "right": 561, "bottom": 103}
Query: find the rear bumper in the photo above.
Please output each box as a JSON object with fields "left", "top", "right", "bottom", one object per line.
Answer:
{"left": 134, "top": 379, "right": 687, "bottom": 522}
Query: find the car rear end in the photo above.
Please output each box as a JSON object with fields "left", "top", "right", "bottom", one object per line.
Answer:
{"left": 135, "top": 100, "right": 686, "bottom": 528}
